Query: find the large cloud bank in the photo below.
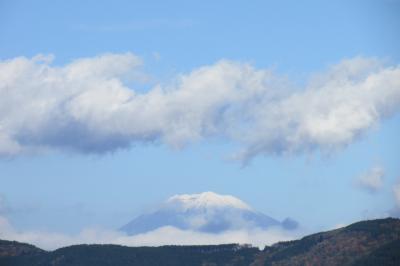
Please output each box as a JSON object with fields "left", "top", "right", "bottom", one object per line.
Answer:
{"left": 1, "top": 53, "right": 399, "bottom": 161}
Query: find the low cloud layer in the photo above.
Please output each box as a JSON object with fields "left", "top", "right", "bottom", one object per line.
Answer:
{"left": 356, "top": 166, "right": 385, "bottom": 193}
{"left": 0, "top": 215, "right": 301, "bottom": 250}
{"left": 1, "top": 53, "right": 399, "bottom": 161}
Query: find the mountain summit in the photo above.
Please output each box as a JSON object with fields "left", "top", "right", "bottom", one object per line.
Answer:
{"left": 166, "top": 192, "right": 252, "bottom": 211}
{"left": 120, "top": 192, "right": 297, "bottom": 235}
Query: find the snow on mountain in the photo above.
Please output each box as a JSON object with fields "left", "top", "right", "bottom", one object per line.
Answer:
{"left": 165, "top": 192, "right": 252, "bottom": 211}
{"left": 120, "top": 192, "right": 298, "bottom": 235}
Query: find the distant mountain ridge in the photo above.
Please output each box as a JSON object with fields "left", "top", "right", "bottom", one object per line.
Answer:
{"left": 1, "top": 218, "right": 399, "bottom": 266}
{"left": 120, "top": 192, "right": 298, "bottom": 235}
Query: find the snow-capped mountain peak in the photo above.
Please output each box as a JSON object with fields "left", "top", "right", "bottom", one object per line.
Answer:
{"left": 120, "top": 192, "right": 298, "bottom": 236}
{"left": 166, "top": 191, "right": 252, "bottom": 211}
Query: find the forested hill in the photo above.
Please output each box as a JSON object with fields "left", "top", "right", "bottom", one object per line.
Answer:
{"left": 0, "top": 243, "right": 259, "bottom": 266}
{"left": 252, "top": 217, "right": 400, "bottom": 265}
{"left": 1, "top": 218, "right": 400, "bottom": 266}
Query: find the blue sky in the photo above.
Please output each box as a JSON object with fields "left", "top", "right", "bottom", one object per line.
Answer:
{"left": 1, "top": 0, "right": 400, "bottom": 246}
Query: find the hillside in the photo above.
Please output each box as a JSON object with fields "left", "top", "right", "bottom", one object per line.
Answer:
{"left": 0, "top": 240, "right": 44, "bottom": 258}
{"left": 1, "top": 218, "right": 399, "bottom": 266}
{"left": 253, "top": 218, "right": 400, "bottom": 266}
{"left": 0, "top": 243, "right": 259, "bottom": 266}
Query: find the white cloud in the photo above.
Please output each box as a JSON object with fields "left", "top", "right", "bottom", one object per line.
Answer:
{"left": 0, "top": 215, "right": 301, "bottom": 250}
{"left": 114, "top": 226, "right": 299, "bottom": 249}
{"left": 356, "top": 166, "right": 385, "bottom": 193}
{"left": 1, "top": 54, "right": 400, "bottom": 161}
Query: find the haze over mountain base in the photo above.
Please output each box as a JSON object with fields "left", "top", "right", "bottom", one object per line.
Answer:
{"left": 1, "top": 218, "right": 399, "bottom": 266}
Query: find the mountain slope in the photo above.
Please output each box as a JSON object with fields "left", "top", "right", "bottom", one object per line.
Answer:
{"left": 120, "top": 192, "right": 295, "bottom": 235}
{"left": 1, "top": 218, "right": 399, "bottom": 266}
{"left": 0, "top": 240, "right": 44, "bottom": 258}
{"left": 253, "top": 217, "right": 400, "bottom": 266}
{"left": 0, "top": 243, "right": 259, "bottom": 266}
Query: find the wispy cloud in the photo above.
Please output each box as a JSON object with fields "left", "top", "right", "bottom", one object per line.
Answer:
{"left": 355, "top": 166, "right": 385, "bottom": 193}
{"left": 0, "top": 54, "right": 399, "bottom": 161}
